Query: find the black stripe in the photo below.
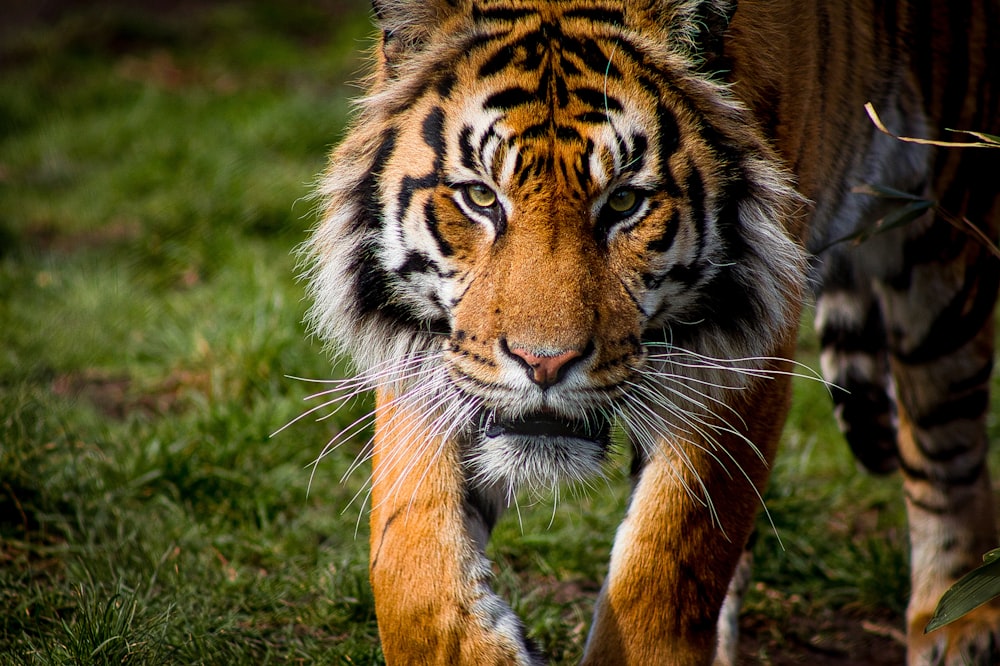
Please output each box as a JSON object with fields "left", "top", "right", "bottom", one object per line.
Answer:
{"left": 819, "top": 300, "right": 885, "bottom": 353}
{"left": 516, "top": 157, "right": 535, "bottom": 189}
{"left": 554, "top": 73, "right": 569, "bottom": 107}
{"left": 575, "top": 111, "right": 609, "bottom": 124}
{"left": 609, "top": 35, "right": 648, "bottom": 70}
{"left": 657, "top": 104, "right": 680, "bottom": 161}
{"left": 463, "top": 29, "right": 516, "bottom": 59}
{"left": 574, "top": 139, "right": 593, "bottom": 191}
{"left": 521, "top": 123, "right": 551, "bottom": 140}
{"left": 896, "top": 256, "right": 1000, "bottom": 364}
{"left": 559, "top": 52, "right": 582, "bottom": 77}
{"left": 646, "top": 209, "right": 680, "bottom": 253}
{"left": 911, "top": 389, "right": 990, "bottom": 437}
{"left": 424, "top": 198, "right": 453, "bottom": 257}
{"left": 903, "top": 489, "right": 951, "bottom": 515}
{"left": 472, "top": 6, "right": 536, "bottom": 23}
{"left": 575, "top": 87, "right": 622, "bottom": 112}
{"left": 874, "top": 0, "right": 899, "bottom": 75}
{"left": 398, "top": 172, "right": 438, "bottom": 220}
{"left": 479, "top": 122, "right": 505, "bottom": 174}
{"left": 422, "top": 106, "right": 446, "bottom": 154}
{"left": 563, "top": 37, "right": 619, "bottom": 78}
{"left": 620, "top": 276, "right": 650, "bottom": 318}
{"left": 394, "top": 109, "right": 445, "bottom": 221}
{"left": 655, "top": 104, "right": 681, "bottom": 196}
{"left": 563, "top": 7, "right": 624, "bottom": 25}
{"left": 626, "top": 134, "right": 648, "bottom": 173}
{"left": 484, "top": 87, "right": 538, "bottom": 110}
{"left": 666, "top": 262, "right": 700, "bottom": 287}
{"left": 478, "top": 44, "right": 516, "bottom": 78}
{"left": 641, "top": 271, "right": 666, "bottom": 290}
{"left": 398, "top": 250, "right": 438, "bottom": 277}
{"left": 949, "top": 359, "right": 994, "bottom": 395}
{"left": 556, "top": 125, "right": 583, "bottom": 142}
{"left": 519, "top": 30, "right": 548, "bottom": 72}
{"left": 613, "top": 128, "right": 629, "bottom": 170}
{"left": 685, "top": 165, "right": 708, "bottom": 252}
{"left": 435, "top": 71, "right": 457, "bottom": 99}
{"left": 912, "top": 430, "right": 985, "bottom": 467}
{"left": 898, "top": 454, "right": 985, "bottom": 487}
{"left": 830, "top": 367, "right": 894, "bottom": 435}
{"left": 690, "top": 185, "right": 758, "bottom": 329}
{"left": 458, "top": 125, "right": 476, "bottom": 170}
{"left": 357, "top": 129, "right": 397, "bottom": 232}
{"left": 353, "top": 250, "right": 422, "bottom": 325}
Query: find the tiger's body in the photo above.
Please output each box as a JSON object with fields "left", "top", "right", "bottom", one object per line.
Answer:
{"left": 305, "top": 0, "right": 1000, "bottom": 663}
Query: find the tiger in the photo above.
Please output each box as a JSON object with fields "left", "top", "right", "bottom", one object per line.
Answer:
{"left": 303, "top": 0, "right": 1000, "bottom": 663}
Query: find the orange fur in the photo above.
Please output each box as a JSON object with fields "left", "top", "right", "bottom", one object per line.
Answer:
{"left": 370, "top": 388, "right": 537, "bottom": 665}
{"left": 583, "top": 340, "right": 798, "bottom": 665}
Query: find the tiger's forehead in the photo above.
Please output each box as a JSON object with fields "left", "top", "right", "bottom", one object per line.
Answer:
{"left": 432, "top": 4, "right": 665, "bottom": 195}
{"left": 457, "top": 1, "right": 647, "bottom": 125}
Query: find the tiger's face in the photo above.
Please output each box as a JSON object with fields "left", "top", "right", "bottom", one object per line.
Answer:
{"left": 308, "top": 3, "right": 806, "bottom": 493}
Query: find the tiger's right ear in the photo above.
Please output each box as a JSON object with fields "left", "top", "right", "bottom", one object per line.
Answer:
{"left": 371, "top": 0, "right": 466, "bottom": 75}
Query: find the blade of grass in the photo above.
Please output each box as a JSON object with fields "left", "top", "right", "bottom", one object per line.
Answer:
{"left": 866, "top": 102, "right": 1000, "bottom": 148}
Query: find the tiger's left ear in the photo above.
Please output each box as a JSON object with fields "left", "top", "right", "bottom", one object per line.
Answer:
{"left": 647, "top": 0, "right": 737, "bottom": 66}
{"left": 371, "top": 0, "right": 467, "bottom": 75}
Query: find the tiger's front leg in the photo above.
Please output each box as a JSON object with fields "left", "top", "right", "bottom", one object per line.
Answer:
{"left": 583, "top": 350, "right": 796, "bottom": 666}
{"left": 368, "top": 389, "right": 540, "bottom": 666}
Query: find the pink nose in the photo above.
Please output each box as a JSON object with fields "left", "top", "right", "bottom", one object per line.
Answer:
{"left": 508, "top": 347, "right": 583, "bottom": 387}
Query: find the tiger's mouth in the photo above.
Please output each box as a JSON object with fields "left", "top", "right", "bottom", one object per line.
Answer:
{"left": 481, "top": 411, "right": 612, "bottom": 446}
{"left": 468, "top": 410, "right": 614, "bottom": 488}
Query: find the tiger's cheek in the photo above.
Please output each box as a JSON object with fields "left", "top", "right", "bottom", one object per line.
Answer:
{"left": 608, "top": 207, "right": 686, "bottom": 297}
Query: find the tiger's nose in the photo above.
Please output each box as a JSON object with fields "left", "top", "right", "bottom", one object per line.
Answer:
{"left": 506, "top": 344, "right": 583, "bottom": 387}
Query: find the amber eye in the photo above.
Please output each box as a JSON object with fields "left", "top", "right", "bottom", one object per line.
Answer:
{"left": 606, "top": 188, "right": 639, "bottom": 215}
{"left": 464, "top": 183, "right": 497, "bottom": 209}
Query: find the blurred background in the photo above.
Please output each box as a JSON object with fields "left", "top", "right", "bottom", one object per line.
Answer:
{"left": 0, "top": 2, "right": 951, "bottom": 663}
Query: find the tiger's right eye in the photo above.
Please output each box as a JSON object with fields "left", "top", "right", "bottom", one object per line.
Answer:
{"left": 464, "top": 183, "right": 497, "bottom": 209}
{"left": 606, "top": 188, "right": 640, "bottom": 215}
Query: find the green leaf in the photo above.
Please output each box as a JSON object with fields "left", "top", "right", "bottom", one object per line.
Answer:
{"left": 925, "top": 551, "right": 1000, "bottom": 633}
{"left": 819, "top": 198, "right": 934, "bottom": 252}
{"left": 876, "top": 199, "right": 935, "bottom": 234}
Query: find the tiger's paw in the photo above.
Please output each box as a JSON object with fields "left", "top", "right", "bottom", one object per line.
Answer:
{"left": 908, "top": 603, "right": 1000, "bottom": 666}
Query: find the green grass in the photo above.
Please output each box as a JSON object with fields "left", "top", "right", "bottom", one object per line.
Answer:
{"left": 1, "top": 3, "right": 995, "bottom": 664}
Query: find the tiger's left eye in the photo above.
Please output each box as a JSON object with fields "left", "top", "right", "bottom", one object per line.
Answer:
{"left": 464, "top": 183, "right": 497, "bottom": 209}
{"left": 606, "top": 188, "right": 640, "bottom": 215}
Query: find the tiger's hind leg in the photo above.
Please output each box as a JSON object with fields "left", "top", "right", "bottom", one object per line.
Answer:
{"left": 815, "top": 253, "right": 900, "bottom": 476}
{"left": 819, "top": 179, "right": 999, "bottom": 664}
{"left": 875, "top": 216, "right": 1000, "bottom": 665}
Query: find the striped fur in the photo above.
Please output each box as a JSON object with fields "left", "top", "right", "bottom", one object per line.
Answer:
{"left": 305, "top": 1, "right": 1000, "bottom": 663}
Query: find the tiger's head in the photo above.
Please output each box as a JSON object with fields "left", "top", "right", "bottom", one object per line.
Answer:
{"left": 306, "top": 0, "right": 806, "bottom": 494}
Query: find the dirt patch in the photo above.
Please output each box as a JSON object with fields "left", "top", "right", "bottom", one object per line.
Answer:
{"left": 737, "top": 599, "right": 906, "bottom": 665}
{"left": 51, "top": 368, "right": 207, "bottom": 419}
{"left": 23, "top": 219, "right": 142, "bottom": 255}
{"left": 513, "top": 572, "right": 907, "bottom": 664}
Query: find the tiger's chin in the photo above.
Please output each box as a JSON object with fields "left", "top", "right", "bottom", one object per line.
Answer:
{"left": 466, "top": 411, "right": 614, "bottom": 491}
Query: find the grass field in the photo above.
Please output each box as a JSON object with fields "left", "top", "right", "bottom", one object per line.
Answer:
{"left": 1, "top": 3, "right": 996, "bottom": 664}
